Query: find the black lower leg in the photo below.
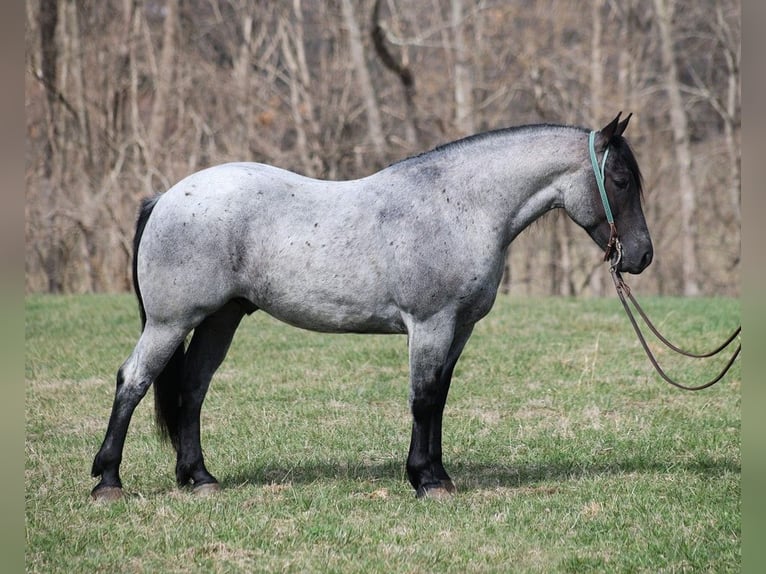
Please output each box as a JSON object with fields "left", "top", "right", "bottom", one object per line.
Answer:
{"left": 406, "top": 417, "right": 432, "bottom": 491}
{"left": 91, "top": 443, "right": 123, "bottom": 493}
{"left": 427, "top": 371, "right": 455, "bottom": 488}
{"left": 175, "top": 404, "right": 217, "bottom": 487}
{"left": 427, "top": 408, "right": 454, "bottom": 489}
{"left": 176, "top": 460, "right": 218, "bottom": 487}
{"left": 91, "top": 370, "right": 147, "bottom": 495}
{"left": 407, "top": 360, "right": 460, "bottom": 497}
{"left": 172, "top": 301, "right": 245, "bottom": 489}
{"left": 407, "top": 400, "right": 453, "bottom": 497}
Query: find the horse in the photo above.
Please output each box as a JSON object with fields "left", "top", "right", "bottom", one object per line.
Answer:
{"left": 91, "top": 113, "right": 652, "bottom": 501}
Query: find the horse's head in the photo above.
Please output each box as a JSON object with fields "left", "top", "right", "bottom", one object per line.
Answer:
{"left": 569, "top": 113, "right": 653, "bottom": 274}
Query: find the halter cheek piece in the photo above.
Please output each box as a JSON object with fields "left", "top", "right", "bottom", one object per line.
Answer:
{"left": 588, "top": 130, "right": 622, "bottom": 268}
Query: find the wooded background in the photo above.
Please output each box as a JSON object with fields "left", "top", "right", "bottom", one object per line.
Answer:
{"left": 25, "top": 0, "right": 740, "bottom": 296}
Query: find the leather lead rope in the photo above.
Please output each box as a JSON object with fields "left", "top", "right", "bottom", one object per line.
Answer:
{"left": 609, "top": 267, "right": 741, "bottom": 391}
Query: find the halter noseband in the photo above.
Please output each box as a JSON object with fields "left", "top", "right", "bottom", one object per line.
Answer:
{"left": 588, "top": 130, "right": 621, "bottom": 268}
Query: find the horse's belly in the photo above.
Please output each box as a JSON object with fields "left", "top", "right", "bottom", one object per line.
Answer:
{"left": 257, "top": 295, "right": 406, "bottom": 334}
{"left": 239, "top": 223, "right": 404, "bottom": 333}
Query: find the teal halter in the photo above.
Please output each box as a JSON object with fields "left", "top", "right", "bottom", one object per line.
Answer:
{"left": 588, "top": 130, "right": 621, "bottom": 266}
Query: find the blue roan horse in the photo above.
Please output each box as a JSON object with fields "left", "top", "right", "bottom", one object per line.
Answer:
{"left": 91, "top": 113, "right": 652, "bottom": 500}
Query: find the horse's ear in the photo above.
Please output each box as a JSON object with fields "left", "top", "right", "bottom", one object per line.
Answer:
{"left": 595, "top": 112, "right": 622, "bottom": 149}
{"left": 616, "top": 113, "right": 632, "bottom": 137}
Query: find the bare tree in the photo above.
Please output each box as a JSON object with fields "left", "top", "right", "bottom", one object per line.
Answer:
{"left": 232, "top": 2, "right": 254, "bottom": 159}
{"left": 279, "top": 4, "right": 319, "bottom": 177}
{"left": 681, "top": 2, "right": 740, "bottom": 224}
{"left": 147, "top": 0, "right": 178, "bottom": 156}
{"left": 340, "top": 0, "right": 386, "bottom": 164}
{"left": 653, "top": 0, "right": 700, "bottom": 296}
{"left": 586, "top": 0, "right": 606, "bottom": 296}
{"left": 37, "top": 0, "right": 58, "bottom": 178}
{"left": 450, "top": 0, "right": 474, "bottom": 135}
{"left": 371, "top": 0, "right": 419, "bottom": 147}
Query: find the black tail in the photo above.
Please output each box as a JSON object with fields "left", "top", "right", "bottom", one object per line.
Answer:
{"left": 133, "top": 196, "right": 185, "bottom": 448}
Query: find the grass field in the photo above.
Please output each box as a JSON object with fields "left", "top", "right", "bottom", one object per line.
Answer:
{"left": 25, "top": 294, "right": 740, "bottom": 573}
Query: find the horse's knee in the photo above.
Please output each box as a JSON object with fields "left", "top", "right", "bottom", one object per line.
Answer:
{"left": 116, "top": 375, "right": 152, "bottom": 404}
{"left": 115, "top": 366, "right": 125, "bottom": 390}
{"left": 410, "top": 370, "right": 450, "bottom": 415}
{"left": 410, "top": 393, "right": 442, "bottom": 420}
{"left": 113, "top": 357, "right": 154, "bottom": 405}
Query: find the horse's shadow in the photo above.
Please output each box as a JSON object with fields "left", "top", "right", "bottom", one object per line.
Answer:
{"left": 219, "top": 453, "right": 739, "bottom": 492}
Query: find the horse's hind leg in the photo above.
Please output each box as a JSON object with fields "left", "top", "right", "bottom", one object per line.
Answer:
{"left": 91, "top": 324, "right": 189, "bottom": 500}
{"left": 174, "top": 300, "right": 248, "bottom": 493}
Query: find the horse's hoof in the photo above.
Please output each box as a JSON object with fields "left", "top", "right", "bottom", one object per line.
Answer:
{"left": 442, "top": 480, "right": 457, "bottom": 494}
{"left": 90, "top": 485, "right": 123, "bottom": 502}
{"left": 192, "top": 482, "right": 221, "bottom": 496}
{"left": 417, "top": 482, "right": 456, "bottom": 500}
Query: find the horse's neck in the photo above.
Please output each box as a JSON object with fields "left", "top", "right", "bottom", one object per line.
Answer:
{"left": 459, "top": 131, "right": 583, "bottom": 245}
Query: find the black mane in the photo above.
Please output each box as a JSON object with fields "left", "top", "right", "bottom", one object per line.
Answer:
{"left": 608, "top": 134, "right": 644, "bottom": 198}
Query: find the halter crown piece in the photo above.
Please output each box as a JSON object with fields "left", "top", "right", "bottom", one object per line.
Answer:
{"left": 588, "top": 130, "right": 621, "bottom": 267}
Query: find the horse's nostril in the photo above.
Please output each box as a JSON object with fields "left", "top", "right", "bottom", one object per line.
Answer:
{"left": 640, "top": 250, "right": 653, "bottom": 269}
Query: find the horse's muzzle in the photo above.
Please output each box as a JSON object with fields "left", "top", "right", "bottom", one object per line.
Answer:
{"left": 616, "top": 247, "right": 653, "bottom": 274}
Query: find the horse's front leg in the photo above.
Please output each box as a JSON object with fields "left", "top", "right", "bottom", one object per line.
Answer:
{"left": 406, "top": 317, "right": 474, "bottom": 498}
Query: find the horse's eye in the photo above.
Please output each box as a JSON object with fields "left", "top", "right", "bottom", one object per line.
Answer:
{"left": 613, "top": 176, "right": 629, "bottom": 189}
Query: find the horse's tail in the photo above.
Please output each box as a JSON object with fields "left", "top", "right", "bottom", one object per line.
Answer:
{"left": 133, "top": 196, "right": 185, "bottom": 448}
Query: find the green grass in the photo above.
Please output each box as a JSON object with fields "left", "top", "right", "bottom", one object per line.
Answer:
{"left": 26, "top": 294, "right": 740, "bottom": 573}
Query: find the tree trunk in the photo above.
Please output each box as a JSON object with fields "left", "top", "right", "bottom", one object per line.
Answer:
{"left": 653, "top": 0, "right": 700, "bottom": 296}
{"left": 717, "top": 5, "right": 741, "bottom": 224}
{"left": 130, "top": 1, "right": 145, "bottom": 158}
{"left": 61, "top": 0, "right": 92, "bottom": 171}
{"left": 147, "top": 0, "right": 178, "bottom": 155}
{"left": 724, "top": 62, "right": 740, "bottom": 224}
{"left": 233, "top": 2, "right": 254, "bottom": 160}
{"left": 340, "top": 0, "right": 385, "bottom": 162}
{"left": 38, "top": 0, "right": 59, "bottom": 178}
{"left": 556, "top": 214, "right": 574, "bottom": 296}
{"left": 280, "top": 12, "right": 317, "bottom": 177}
{"left": 371, "top": 0, "right": 418, "bottom": 147}
{"left": 588, "top": 0, "right": 605, "bottom": 296}
{"left": 290, "top": 0, "right": 321, "bottom": 171}
{"left": 450, "top": 0, "right": 474, "bottom": 135}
